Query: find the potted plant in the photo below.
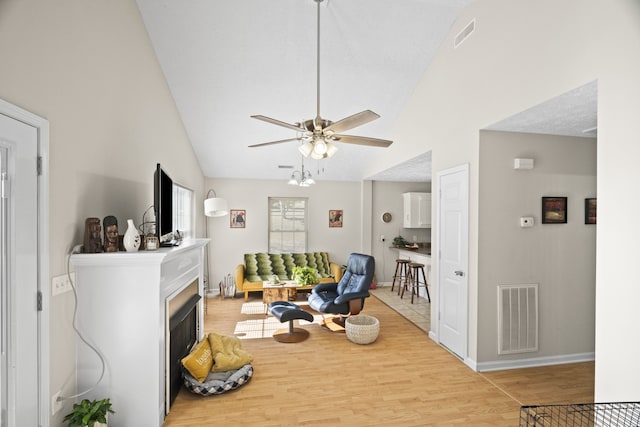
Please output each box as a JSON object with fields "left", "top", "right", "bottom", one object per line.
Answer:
{"left": 392, "top": 235, "right": 409, "bottom": 248}
{"left": 63, "top": 398, "right": 114, "bottom": 427}
{"left": 291, "top": 266, "right": 318, "bottom": 286}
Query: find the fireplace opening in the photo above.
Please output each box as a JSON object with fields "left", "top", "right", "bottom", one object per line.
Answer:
{"left": 167, "top": 283, "right": 201, "bottom": 411}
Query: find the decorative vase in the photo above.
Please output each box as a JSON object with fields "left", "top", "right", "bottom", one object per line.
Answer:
{"left": 123, "top": 219, "right": 141, "bottom": 252}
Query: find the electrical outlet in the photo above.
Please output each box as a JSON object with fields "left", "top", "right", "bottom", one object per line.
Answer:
{"left": 51, "top": 391, "right": 63, "bottom": 415}
{"left": 51, "top": 273, "right": 74, "bottom": 297}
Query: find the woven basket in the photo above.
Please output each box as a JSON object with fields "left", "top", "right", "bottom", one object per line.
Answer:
{"left": 345, "top": 315, "right": 379, "bottom": 344}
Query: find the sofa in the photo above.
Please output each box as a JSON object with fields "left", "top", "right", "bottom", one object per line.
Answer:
{"left": 235, "top": 252, "right": 343, "bottom": 301}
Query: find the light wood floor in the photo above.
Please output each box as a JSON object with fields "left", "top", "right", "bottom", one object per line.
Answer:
{"left": 164, "top": 294, "right": 594, "bottom": 426}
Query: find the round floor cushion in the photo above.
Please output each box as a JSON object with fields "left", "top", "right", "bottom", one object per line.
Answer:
{"left": 183, "top": 363, "right": 253, "bottom": 396}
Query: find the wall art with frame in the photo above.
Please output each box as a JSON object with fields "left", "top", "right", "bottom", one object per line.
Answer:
{"left": 230, "top": 209, "right": 246, "bottom": 228}
{"left": 329, "top": 210, "right": 343, "bottom": 228}
{"left": 585, "top": 198, "right": 597, "bottom": 224}
{"left": 542, "top": 197, "right": 567, "bottom": 224}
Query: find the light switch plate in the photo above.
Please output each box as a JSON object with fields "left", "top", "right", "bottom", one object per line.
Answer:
{"left": 51, "top": 273, "right": 75, "bottom": 296}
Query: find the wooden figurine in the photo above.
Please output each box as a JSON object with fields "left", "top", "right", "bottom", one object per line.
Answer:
{"left": 83, "top": 217, "right": 103, "bottom": 253}
{"left": 103, "top": 215, "right": 119, "bottom": 252}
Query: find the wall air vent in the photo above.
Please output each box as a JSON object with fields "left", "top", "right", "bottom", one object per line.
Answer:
{"left": 497, "top": 284, "right": 538, "bottom": 355}
{"left": 454, "top": 19, "right": 475, "bottom": 49}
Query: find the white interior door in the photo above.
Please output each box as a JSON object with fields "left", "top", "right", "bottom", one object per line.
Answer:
{"left": 0, "top": 112, "right": 39, "bottom": 427}
{"left": 437, "top": 164, "right": 469, "bottom": 359}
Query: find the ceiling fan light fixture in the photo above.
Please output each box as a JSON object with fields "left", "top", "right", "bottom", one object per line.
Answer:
{"left": 310, "top": 150, "right": 327, "bottom": 160}
{"left": 249, "top": 0, "right": 392, "bottom": 155}
{"left": 288, "top": 174, "right": 299, "bottom": 185}
{"left": 298, "top": 141, "right": 313, "bottom": 157}
{"left": 287, "top": 156, "right": 316, "bottom": 186}
{"left": 303, "top": 170, "right": 315, "bottom": 185}
{"left": 313, "top": 139, "right": 327, "bottom": 155}
{"left": 325, "top": 141, "right": 338, "bottom": 157}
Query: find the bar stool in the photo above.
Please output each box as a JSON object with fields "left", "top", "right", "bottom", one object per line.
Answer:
{"left": 401, "top": 262, "right": 431, "bottom": 304}
{"left": 390, "top": 259, "right": 410, "bottom": 294}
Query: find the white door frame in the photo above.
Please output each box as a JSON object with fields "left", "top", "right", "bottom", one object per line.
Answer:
{"left": 435, "top": 163, "right": 469, "bottom": 361}
{"left": 0, "top": 99, "right": 50, "bottom": 426}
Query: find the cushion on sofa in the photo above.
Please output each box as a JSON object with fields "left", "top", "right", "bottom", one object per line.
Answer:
{"left": 244, "top": 252, "right": 335, "bottom": 282}
{"left": 244, "top": 253, "right": 260, "bottom": 282}
{"left": 269, "top": 254, "right": 288, "bottom": 279}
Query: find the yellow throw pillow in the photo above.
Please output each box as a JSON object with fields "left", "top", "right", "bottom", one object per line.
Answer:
{"left": 181, "top": 339, "right": 213, "bottom": 382}
{"left": 208, "top": 332, "right": 254, "bottom": 372}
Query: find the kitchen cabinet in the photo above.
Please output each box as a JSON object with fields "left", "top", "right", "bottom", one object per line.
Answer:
{"left": 403, "top": 192, "right": 431, "bottom": 228}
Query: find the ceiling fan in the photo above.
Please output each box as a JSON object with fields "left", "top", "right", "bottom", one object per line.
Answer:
{"left": 249, "top": 0, "right": 393, "bottom": 160}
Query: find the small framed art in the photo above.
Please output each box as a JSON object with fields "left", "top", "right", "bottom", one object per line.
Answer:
{"left": 329, "top": 210, "right": 343, "bottom": 228}
{"left": 230, "top": 209, "right": 246, "bottom": 228}
{"left": 585, "top": 198, "right": 597, "bottom": 224}
{"left": 542, "top": 197, "right": 567, "bottom": 224}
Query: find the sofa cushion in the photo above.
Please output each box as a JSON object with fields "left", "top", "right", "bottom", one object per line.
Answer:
{"left": 269, "top": 254, "right": 288, "bottom": 280}
{"left": 313, "top": 252, "right": 332, "bottom": 278}
{"left": 244, "top": 252, "right": 335, "bottom": 282}
{"left": 244, "top": 253, "right": 274, "bottom": 282}
{"left": 281, "top": 253, "right": 296, "bottom": 278}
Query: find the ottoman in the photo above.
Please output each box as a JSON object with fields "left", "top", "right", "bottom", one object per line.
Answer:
{"left": 268, "top": 301, "right": 314, "bottom": 343}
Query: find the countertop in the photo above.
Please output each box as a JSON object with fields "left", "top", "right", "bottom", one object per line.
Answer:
{"left": 390, "top": 246, "right": 431, "bottom": 256}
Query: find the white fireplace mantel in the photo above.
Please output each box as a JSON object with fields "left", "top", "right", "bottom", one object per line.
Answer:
{"left": 70, "top": 239, "right": 208, "bottom": 427}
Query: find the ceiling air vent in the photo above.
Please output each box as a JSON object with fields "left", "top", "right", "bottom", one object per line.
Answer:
{"left": 454, "top": 19, "right": 475, "bottom": 49}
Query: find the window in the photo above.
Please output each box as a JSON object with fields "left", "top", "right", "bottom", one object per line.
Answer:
{"left": 268, "top": 197, "right": 308, "bottom": 253}
{"left": 173, "top": 183, "right": 194, "bottom": 239}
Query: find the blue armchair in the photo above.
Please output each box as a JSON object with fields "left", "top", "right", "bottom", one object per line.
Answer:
{"left": 308, "top": 253, "right": 375, "bottom": 326}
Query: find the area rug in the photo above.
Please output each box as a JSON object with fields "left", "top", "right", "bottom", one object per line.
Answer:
{"left": 233, "top": 313, "right": 326, "bottom": 340}
{"left": 240, "top": 302, "right": 266, "bottom": 315}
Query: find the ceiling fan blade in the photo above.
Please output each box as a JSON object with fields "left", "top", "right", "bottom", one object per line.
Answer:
{"left": 332, "top": 134, "right": 393, "bottom": 148}
{"left": 248, "top": 137, "right": 301, "bottom": 148}
{"left": 251, "top": 115, "right": 304, "bottom": 132}
{"left": 323, "top": 110, "right": 380, "bottom": 134}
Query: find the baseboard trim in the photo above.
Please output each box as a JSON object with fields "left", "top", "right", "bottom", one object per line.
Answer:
{"left": 475, "top": 352, "right": 595, "bottom": 372}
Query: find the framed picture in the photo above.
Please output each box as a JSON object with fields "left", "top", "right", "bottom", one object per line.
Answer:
{"left": 230, "top": 209, "right": 246, "bottom": 228}
{"left": 542, "top": 197, "right": 567, "bottom": 224}
{"left": 585, "top": 198, "right": 597, "bottom": 224}
{"left": 329, "top": 210, "right": 343, "bottom": 228}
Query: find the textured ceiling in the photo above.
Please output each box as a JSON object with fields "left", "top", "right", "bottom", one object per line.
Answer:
{"left": 486, "top": 81, "right": 598, "bottom": 138}
{"left": 136, "top": 1, "right": 596, "bottom": 184}
{"left": 135, "top": 0, "right": 475, "bottom": 183}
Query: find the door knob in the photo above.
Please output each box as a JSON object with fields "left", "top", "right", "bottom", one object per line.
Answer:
{"left": 454, "top": 270, "right": 464, "bottom": 277}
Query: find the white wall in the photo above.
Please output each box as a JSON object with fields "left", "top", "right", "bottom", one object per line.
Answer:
{"left": 205, "top": 177, "right": 432, "bottom": 292}
{"left": 0, "top": 0, "right": 206, "bottom": 425}
{"left": 204, "top": 178, "right": 362, "bottom": 290}
{"left": 382, "top": 0, "right": 640, "bottom": 400}
{"left": 477, "top": 131, "right": 596, "bottom": 366}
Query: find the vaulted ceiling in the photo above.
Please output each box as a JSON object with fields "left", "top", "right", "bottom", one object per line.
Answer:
{"left": 136, "top": 0, "right": 596, "bottom": 183}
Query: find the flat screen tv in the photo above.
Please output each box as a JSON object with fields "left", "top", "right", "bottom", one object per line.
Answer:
{"left": 154, "top": 163, "right": 174, "bottom": 245}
